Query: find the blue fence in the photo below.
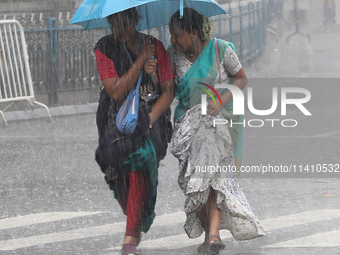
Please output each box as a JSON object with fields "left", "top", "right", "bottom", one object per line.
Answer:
{"left": 24, "top": 21, "right": 108, "bottom": 105}
{"left": 211, "top": 1, "right": 265, "bottom": 63}
{"left": 21, "top": 0, "right": 266, "bottom": 105}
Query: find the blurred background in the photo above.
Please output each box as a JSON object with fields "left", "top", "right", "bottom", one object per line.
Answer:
{"left": 0, "top": 0, "right": 338, "bottom": 107}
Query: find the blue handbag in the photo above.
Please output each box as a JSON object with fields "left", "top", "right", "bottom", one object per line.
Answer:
{"left": 116, "top": 48, "right": 143, "bottom": 135}
{"left": 116, "top": 72, "right": 142, "bottom": 134}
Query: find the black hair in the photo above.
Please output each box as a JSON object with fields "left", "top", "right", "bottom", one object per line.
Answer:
{"left": 107, "top": 7, "right": 141, "bottom": 27}
{"left": 169, "top": 8, "right": 205, "bottom": 40}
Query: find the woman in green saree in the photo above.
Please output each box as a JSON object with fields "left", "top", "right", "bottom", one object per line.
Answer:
{"left": 168, "top": 8, "right": 265, "bottom": 254}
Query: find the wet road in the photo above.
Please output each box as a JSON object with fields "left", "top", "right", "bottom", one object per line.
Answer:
{"left": 1, "top": 97, "right": 340, "bottom": 255}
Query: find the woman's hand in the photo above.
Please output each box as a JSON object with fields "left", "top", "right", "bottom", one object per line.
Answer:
{"left": 144, "top": 127, "right": 150, "bottom": 136}
{"left": 207, "top": 101, "right": 223, "bottom": 116}
{"left": 144, "top": 59, "right": 158, "bottom": 75}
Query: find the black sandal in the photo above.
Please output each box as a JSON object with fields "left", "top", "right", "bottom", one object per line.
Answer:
{"left": 197, "top": 240, "right": 210, "bottom": 253}
{"left": 207, "top": 235, "right": 226, "bottom": 255}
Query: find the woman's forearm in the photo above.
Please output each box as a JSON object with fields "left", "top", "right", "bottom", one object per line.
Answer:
{"left": 220, "top": 67, "right": 247, "bottom": 106}
{"left": 102, "top": 57, "right": 146, "bottom": 102}
{"left": 149, "top": 78, "right": 175, "bottom": 124}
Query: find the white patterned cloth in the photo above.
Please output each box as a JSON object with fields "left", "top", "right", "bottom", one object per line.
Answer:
{"left": 167, "top": 44, "right": 242, "bottom": 83}
{"left": 170, "top": 105, "right": 265, "bottom": 240}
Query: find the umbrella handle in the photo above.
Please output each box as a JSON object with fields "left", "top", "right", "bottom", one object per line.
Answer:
{"left": 149, "top": 38, "right": 156, "bottom": 83}
{"left": 150, "top": 37, "right": 155, "bottom": 60}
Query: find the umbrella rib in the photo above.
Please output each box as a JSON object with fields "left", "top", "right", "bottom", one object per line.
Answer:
{"left": 89, "top": 0, "right": 99, "bottom": 18}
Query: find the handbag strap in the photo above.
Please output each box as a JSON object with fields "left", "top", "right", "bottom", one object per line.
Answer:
{"left": 214, "top": 38, "right": 222, "bottom": 96}
{"left": 215, "top": 37, "right": 221, "bottom": 84}
{"left": 124, "top": 44, "right": 143, "bottom": 91}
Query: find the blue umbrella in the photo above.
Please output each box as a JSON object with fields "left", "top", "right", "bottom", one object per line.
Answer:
{"left": 70, "top": 0, "right": 227, "bottom": 30}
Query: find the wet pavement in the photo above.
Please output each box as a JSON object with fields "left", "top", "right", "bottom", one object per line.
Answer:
{"left": 1, "top": 110, "right": 340, "bottom": 255}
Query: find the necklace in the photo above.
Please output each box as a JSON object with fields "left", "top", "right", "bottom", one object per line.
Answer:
{"left": 187, "top": 40, "right": 208, "bottom": 58}
{"left": 187, "top": 48, "right": 202, "bottom": 57}
{"left": 188, "top": 52, "right": 198, "bottom": 57}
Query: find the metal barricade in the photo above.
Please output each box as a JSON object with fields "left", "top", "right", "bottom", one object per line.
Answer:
{"left": 0, "top": 20, "right": 51, "bottom": 126}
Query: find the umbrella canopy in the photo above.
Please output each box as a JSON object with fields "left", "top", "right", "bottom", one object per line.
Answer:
{"left": 70, "top": 0, "right": 227, "bottom": 30}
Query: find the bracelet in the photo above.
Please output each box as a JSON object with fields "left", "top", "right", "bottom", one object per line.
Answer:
{"left": 132, "top": 63, "right": 142, "bottom": 70}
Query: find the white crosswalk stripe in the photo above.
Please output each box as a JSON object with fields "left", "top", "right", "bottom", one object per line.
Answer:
{"left": 1, "top": 210, "right": 340, "bottom": 251}
{"left": 0, "top": 211, "right": 185, "bottom": 251}
{"left": 0, "top": 221, "right": 125, "bottom": 251}
{"left": 110, "top": 209, "right": 340, "bottom": 250}
{"left": 263, "top": 229, "right": 340, "bottom": 248}
{"left": 261, "top": 209, "right": 340, "bottom": 231}
{"left": 0, "top": 211, "right": 102, "bottom": 231}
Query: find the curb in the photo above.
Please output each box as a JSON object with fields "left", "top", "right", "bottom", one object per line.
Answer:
{"left": 2, "top": 103, "right": 99, "bottom": 125}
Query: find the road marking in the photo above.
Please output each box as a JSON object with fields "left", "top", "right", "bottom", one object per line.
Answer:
{"left": 0, "top": 221, "right": 126, "bottom": 251}
{"left": 0, "top": 211, "right": 185, "bottom": 251}
{"left": 0, "top": 135, "right": 97, "bottom": 138}
{"left": 261, "top": 209, "right": 340, "bottom": 231}
{"left": 0, "top": 212, "right": 102, "bottom": 231}
{"left": 136, "top": 233, "right": 206, "bottom": 250}
{"left": 109, "top": 209, "right": 340, "bottom": 250}
{"left": 313, "top": 131, "right": 340, "bottom": 138}
{"left": 246, "top": 135, "right": 340, "bottom": 138}
{"left": 2, "top": 210, "right": 340, "bottom": 251}
{"left": 263, "top": 229, "right": 340, "bottom": 248}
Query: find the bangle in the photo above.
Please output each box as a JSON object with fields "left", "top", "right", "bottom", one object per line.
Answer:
{"left": 148, "top": 114, "right": 152, "bottom": 129}
{"left": 132, "top": 63, "right": 142, "bottom": 70}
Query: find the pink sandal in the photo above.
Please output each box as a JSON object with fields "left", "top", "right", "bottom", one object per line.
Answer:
{"left": 121, "top": 243, "right": 139, "bottom": 255}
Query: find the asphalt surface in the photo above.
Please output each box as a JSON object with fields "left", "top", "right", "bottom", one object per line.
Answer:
{"left": 1, "top": 23, "right": 340, "bottom": 255}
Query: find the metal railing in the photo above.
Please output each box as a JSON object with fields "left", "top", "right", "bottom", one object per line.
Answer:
{"left": 211, "top": 1, "right": 266, "bottom": 63}
{"left": 24, "top": 19, "right": 107, "bottom": 105}
{"left": 0, "top": 20, "right": 51, "bottom": 126}
{"left": 1, "top": 0, "right": 266, "bottom": 106}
